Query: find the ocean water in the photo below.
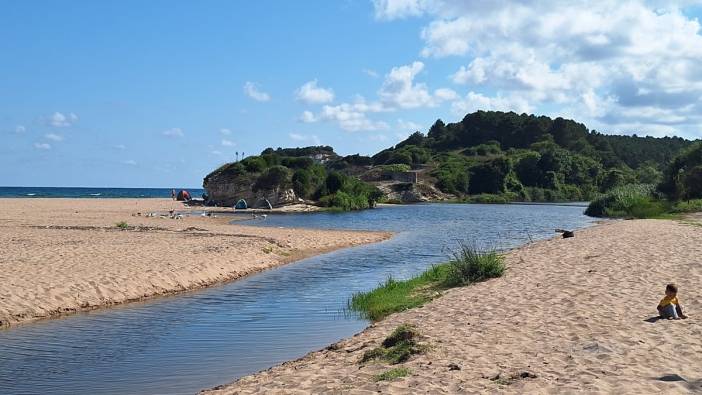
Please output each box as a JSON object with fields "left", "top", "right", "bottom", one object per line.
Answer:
{"left": 0, "top": 186, "right": 205, "bottom": 198}
{"left": 0, "top": 203, "right": 595, "bottom": 395}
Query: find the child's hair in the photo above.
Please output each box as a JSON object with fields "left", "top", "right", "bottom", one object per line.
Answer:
{"left": 666, "top": 283, "right": 678, "bottom": 293}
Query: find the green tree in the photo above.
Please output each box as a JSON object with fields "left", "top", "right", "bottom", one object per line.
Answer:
{"left": 325, "top": 172, "right": 345, "bottom": 194}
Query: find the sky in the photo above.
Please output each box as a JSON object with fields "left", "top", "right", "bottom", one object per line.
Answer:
{"left": 2, "top": 0, "right": 702, "bottom": 188}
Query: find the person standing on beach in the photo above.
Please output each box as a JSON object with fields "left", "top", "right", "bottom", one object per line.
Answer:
{"left": 171, "top": 189, "right": 176, "bottom": 200}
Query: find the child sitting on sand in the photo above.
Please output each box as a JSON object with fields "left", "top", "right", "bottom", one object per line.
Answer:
{"left": 658, "top": 283, "right": 688, "bottom": 320}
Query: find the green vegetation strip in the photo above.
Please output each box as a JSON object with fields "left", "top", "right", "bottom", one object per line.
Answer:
{"left": 349, "top": 244, "right": 505, "bottom": 321}
{"left": 374, "top": 367, "right": 411, "bottom": 382}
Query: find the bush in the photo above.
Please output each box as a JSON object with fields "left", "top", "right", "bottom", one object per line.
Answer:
{"left": 670, "top": 199, "right": 702, "bottom": 213}
{"left": 443, "top": 242, "right": 505, "bottom": 286}
{"left": 585, "top": 184, "right": 663, "bottom": 218}
{"left": 115, "top": 221, "right": 129, "bottom": 230}
{"left": 468, "top": 194, "right": 510, "bottom": 204}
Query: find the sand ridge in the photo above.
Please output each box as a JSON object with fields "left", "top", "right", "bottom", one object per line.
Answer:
{"left": 203, "top": 219, "right": 702, "bottom": 394}
{"left": 0, "top": 198, "right": 390, "bottom": 327}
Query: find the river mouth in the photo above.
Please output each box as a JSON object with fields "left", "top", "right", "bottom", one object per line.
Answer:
{"left": 0, "top": 203, "right": 594, "bottom": 395}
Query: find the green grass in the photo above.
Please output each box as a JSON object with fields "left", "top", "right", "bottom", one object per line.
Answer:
{"left": 349, "top": 244, "right": 505, "bottom": 321}
{"left": 115, "top": 221, "right": 129, "bottom": 230}
{"left": 374, "top": 367, "right": 411, "bottom": 382}
{"left": 361, "top": 324, "right": 424, "bottom": 365}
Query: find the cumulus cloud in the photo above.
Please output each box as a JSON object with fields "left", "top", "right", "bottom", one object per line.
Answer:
{"left": 374, "top": 0, "right": 702, "bottom": 138}
{"left": 318, "top": 102, "right": 389, "bottom": 132}
{"left": 220, "top": 128, "right": 232, "bottom": 135}
{"left": 44, "top": 133, "right": 63, "bottom": 142}
{"left": 221, "top": 139, "right": 235, "bottom": 147}
{"left": 162, "top": 128, "right": 184, "bottom": 137}
{"left": 49, "top": 112, "right": 78, "bottom": 127}
{"left": 289, "top": 132, "right": 321, "bottom": 145}
{"left": 122, "top": 159, "right": 137, "bottom": 166}
{"left": 378, "top": 61, "right": 456, "bottom": 108}
{"left": 34, "top": 142, "right": 51, "bottom": 150}
{"left": 296, "top": 80, "right": 335, "bottom": 104}
{"left": 243, "top": 81, "right": 270, "bottom": 102}
{"left": 15, "top": 125, "right": 26, "bottom": 133}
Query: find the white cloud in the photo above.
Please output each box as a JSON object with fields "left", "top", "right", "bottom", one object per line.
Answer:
{"left": 122, "top": 159, "right": 137, "bottom": 166}
{"left": 299, "top": 110, "right": 318, "bottom": 123}
{"left": 363, "top": 68, "right": 380, "bottom": 78}
{"left": 378, "top": 61, "right": 456, "bottom": 108}
{"left": 373, "top": 0, "right": 431, "bottom": 20}
{"left": 296, "top": 80, "right": 335, "bottom": 104}
{"left": 15, "top": 125, "right": 26, "bottom": 133}
{"left": 374, "top": 0, "right": 702, "bottom": 138}
{"left": 49, "top": 112, "right": 78, "bottom": 127}
{"left": 451, "top": 91, "right": 532, "bottom": 115}
{"left": 318, "top": 103, "right": 390, "bottom": 132}
{"left": 211, "top": 150, "right": 223, "bottom": 156}
{"left": 220, "top": 128, "right": 232, "bottom": 135}
{"left": 162, "top": 128, "right": 184, "bottom": 138}
{"left": 289, "top": 132, "right": 321, "bottom": 145}
{"left": 397, "top": 119, "right": 423, "bottom": 132}
{"left": 34, "top": 142, "right": 51, "bottom": 150}
{"left": 114, "top": 144, "right": 126, "bottom": 150}
{"left": 44, "top": 133, "right": 63, "bottom": 142}
{"left": 243, "top": 81, "right": 271, "bottom": 102}
{"left": 221, "top": 139, "right": 235, "bottom": 147}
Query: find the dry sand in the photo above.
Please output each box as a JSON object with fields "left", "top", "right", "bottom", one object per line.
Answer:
{"left": 204, "top": 219, "right": 702, "bottom": 394}
{"left": 0, "top": 198, "right": 390, "bottom": 328}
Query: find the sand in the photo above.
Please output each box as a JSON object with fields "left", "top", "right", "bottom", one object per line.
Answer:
{"left": 204, "top": 219, "right": 702, "bottom": 394}
{"left": 0, "top": 198, "right": 390, "bottom": 328}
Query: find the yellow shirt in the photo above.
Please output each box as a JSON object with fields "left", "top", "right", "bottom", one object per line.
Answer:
{"left": 659, "top": 295, "right": 679, "bottom": 307}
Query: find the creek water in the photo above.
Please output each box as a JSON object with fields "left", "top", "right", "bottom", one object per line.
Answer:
{"left": 0, "top": 203, "right": 595, "bottom": 395}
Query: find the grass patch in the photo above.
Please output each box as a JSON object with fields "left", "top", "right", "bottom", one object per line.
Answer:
{"left": 349, "top": 244, "right": 504, "bottom": 321}
{"left": 374, "top": 367, "right": 411, "bottom": 382}
{"left": 361, "top": 324, "right": 424, "bottom": 365}
{"left": 115, "top": 221, "right": 129, "bottom": 230}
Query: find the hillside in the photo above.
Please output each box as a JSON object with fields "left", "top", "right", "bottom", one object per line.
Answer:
{"left": 203, "top": 111, "right": 696, "bottom": 208}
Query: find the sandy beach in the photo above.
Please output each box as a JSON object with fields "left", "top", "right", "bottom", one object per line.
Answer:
{"left": 0, "top": 198, "right": 390, "bottom": 328}
{"left": 204, "top": 219, "right": 702, "bottom": 394}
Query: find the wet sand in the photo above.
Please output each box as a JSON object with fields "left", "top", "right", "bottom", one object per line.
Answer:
{"left": 0, "top": 198, "right": 390, "bottom": 327}
{"left": 204, "top": 219, "right": 702, "bottom": 394}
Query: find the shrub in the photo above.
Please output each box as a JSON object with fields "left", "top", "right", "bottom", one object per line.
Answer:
{"left": 585, "top": 184, "right": 662, "bottom": 218}
{"left": 443, "top": 242, "right": 505, "bottom": 286}
{"left": 670, "top": 199, "right": 702, "bottom": 213}
{"left": 115, "top": 221, "right": 129, "bottom": 230}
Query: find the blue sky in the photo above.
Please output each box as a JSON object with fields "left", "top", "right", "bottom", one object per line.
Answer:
{"left": 2, "top": 1, "right": 701, "bottom": 188}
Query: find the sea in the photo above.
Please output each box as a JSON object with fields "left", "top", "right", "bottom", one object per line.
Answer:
{"left": 0, "top": 186, "right": 205, "bottom": 199}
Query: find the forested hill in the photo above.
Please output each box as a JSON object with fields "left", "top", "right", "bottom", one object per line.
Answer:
{"left": 370, "top": 111, "right": 694, "bottom": 201}
{"left": 203, "top": 111, "right": 697, "bottom": 209}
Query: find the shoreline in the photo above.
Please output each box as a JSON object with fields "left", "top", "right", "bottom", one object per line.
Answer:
{"left": 203, "top": 218, "right": 701, "bottom": 394}
{"left": 0, "top": 198, "right": 391, "bottom": 328}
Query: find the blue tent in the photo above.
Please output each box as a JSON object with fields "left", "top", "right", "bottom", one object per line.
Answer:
{"left": 234, "top": 199, "right": 248, "bottom": 209}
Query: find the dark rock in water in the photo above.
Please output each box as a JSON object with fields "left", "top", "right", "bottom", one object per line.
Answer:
{"left": 448, "top": 363, "right": 460, "bottom": 371}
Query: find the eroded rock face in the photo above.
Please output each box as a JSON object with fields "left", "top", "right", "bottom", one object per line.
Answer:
{"left": 204, "top": 179, "right": 299, "bottom": 208}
